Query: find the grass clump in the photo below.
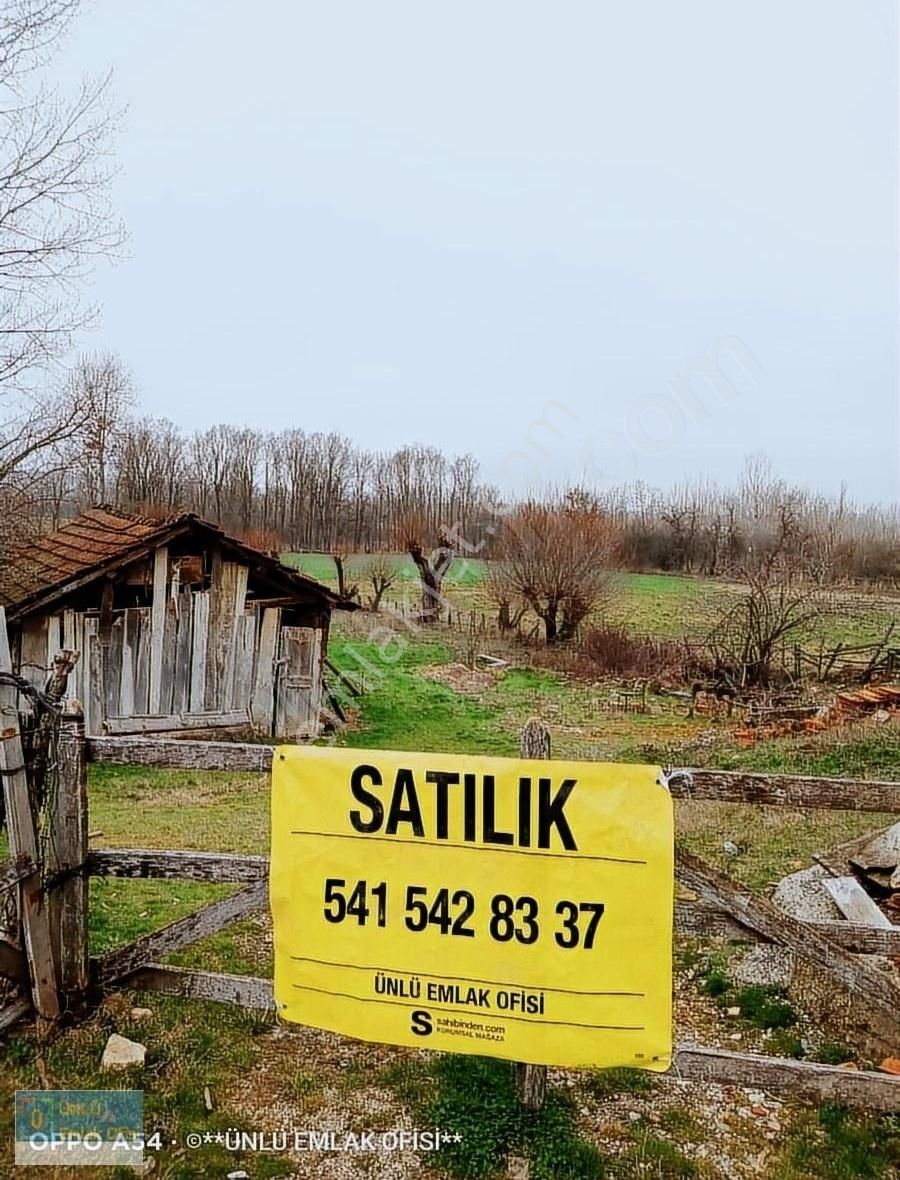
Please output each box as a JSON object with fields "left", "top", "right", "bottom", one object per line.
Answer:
{"left": 418, "top": 1055, "right": 605, "bottom": 1179}
{"left": 781, "top": 1105, "right": 900, "bottom": 1179}
{"left": 815, "top": 1042, "right": 856, "bottom": 1066}
{"left": 733, "top": 984, "right": 798, "bottom": 1030}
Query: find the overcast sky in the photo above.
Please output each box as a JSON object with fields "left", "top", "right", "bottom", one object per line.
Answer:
{"left": 60, "top": 1, "right": 897, "bottom": 501}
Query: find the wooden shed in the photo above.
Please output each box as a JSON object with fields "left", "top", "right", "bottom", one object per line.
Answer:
{"left": 0, "top": 507, "right": 352, "bottom": 739}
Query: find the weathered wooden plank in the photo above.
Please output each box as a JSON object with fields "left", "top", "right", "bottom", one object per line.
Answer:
{"left": 72, "top": 612, "right": 85, "bottom": 707}
{"left": 46, "top": 704, "right": 89, "bottom": 1009}
{"left": 250, "top": 606, "right": 280, "bottom": 734}
{"left": 675, "top": 897, "right": 900, "bottom": 953}
{"left": 676, "top": 849, "right": 900, "bottom": 1026}
{"left": 675, "top": 900, "right": 758, "bottom": 943}
{"left": 172, "top": 589, "right": 193, "bottom": 715}
{"left": 159, "top": 596, "right": 178, "bottom": 716}
{"left": 205, "top": 549, "right": 223, "bottom": 710}
{"left": 126, "top": 964, "right": 275, "bottom": 1010}
{"left": 0, "top": 998, "right": 32, "bottom": 1034}
{"left": 148, "top": 545, "right": 168, "bottom": 714}
{"left": 18, "top": 615, "right": 48, "bottom": 691}
{"left": 189, "top": 591, "right": 209, "bottom": 714}
{"left": 87, "top": 736, "right": 273, "bottom": 770}
{"left": 0, "top": 607, "right": 60, "bottom": 1020}
{"left": 219, "top": 563, "right": 248, "bottom": 710}
{"left": 84, "top": 741, "right": 898, "bottom": 815}
{"left": 672, "top": 1046, "right": 900, "bottom": 1113}
{"left": 118, "top": 611, "right": 135, "bottom": 718}
{"left": 88, "top": 849, "right": 268, "bottom": 883}
{"left": 232, "top": 613, "right": 256, "bottom": 713}
{"left": 822, "top": 877, "right": 892, "bottom": 928}
{"left": 104, "top": 614, "right": 124, "bottom": 719}
{"left": 95, "top": 881, "right": 268, "bottom": 986}
{"left": 676, "top": 769, "right": 900, "bottom": 814}
{"left": 101, "top": 710, "right": 251, "bottom": 736}
{"left": 133, "top": 608, "right": 151, "bottom": 715}
{"left": 84, "top": 618, "right": 103, "bottom": 737}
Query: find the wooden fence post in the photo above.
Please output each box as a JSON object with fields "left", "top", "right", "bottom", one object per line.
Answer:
{"left": 47, "top": 701, "right": 89, "bottom": 1014}
{"left": 0, "top": 607, "right": 60, "bottom": 1023}
{"left": 516, "top": 718, "right": 550, "bottom": 1113}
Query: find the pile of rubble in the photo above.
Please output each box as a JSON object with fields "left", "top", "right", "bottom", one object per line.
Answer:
{"left": 775, "top": 822, "right": 900, "bottom": 928}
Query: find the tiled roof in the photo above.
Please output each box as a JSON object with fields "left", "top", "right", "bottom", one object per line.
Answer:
{"left": 0, "top": 507, "right": 169, "bottom": 609}
{"left": 0, "top": 507, "right": 349, "bottom": 618}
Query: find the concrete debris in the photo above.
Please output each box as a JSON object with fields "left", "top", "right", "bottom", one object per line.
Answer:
{"left": 773, "top": 864, "right": 844, "bottom": 923}
{"left": 734, "top": 946, "right": 794, "bottom": 988}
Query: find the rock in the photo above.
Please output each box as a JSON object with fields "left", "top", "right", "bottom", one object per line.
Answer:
{"left": 723, "top": 841, "right": 740, "bottom": 857}
{"left": 628, "top": 1111, "right": 641, "bottom": 1123}
{"left": 874, "top": 709, "right": 891, "bottom": 723}
{"left": 879, "top": 1057, "right": 900, "bottom": 1075}
{"left": 729, "top": 1032, "right": 742, "bottom": 1041}
{"left": 227, "top": 1173, "right": 249, "bottom": 1180}
{"left": 726, "top": 1006, "right": 741, "bottom": 1018}
{"left": 100, "top": 1034, "right": 145, "bottom": 1071}
{"left": 850, "top": 822, "right": 900, "bottom": 875}
{"left": 838, "top": 1062, "right": 859, "bottom": 1071}
{"left": 773, "top": 865, "right": 843, "bottom": 923}
{"left": 750, "top": 1105, "right": 768, "bottom": 1117}
{"left": 130, "top": 1007, "right": 153, "bottom": 1022}
{"left": 734, "top": 945, "right": 795, "bottom": 988}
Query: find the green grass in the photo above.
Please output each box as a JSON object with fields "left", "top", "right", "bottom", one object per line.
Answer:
{"left": 5, "top": 609, "right": 900, "bottom": 1177}
{"left": 328, "top": 633, "right": 517, "bottom": 754}
{"left": 413, "top": 1055, "right": 605, "bottom": 1179}
{"left": 778, "top": 1106, "right": 900, "bottom": 1179}
{"left": 285, "top": 550, "right": 487, "bottom": 589}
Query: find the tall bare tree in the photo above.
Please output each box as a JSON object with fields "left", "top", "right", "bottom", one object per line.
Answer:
{"left": 488, "top": 493, "right": 619, "bottom": 644}
{"left": 407, "top": 525, "right": 454, "bottom": 623}
{"left": 0, "top": 1, "right": 122, "bottom": 540}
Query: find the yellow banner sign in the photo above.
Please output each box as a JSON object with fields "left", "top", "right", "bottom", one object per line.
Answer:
{"left": 270, "top": 746, "right": 673, "bottom": 1070}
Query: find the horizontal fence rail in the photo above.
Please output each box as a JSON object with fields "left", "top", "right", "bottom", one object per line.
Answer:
{"left": 86, "top": 737, "right": 900, "bottom": 813}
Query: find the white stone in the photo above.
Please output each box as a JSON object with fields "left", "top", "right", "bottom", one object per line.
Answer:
{"left": 130, "top": 1007, "right": 153, "bottom": 1022}
{"left": 734, "top": 945, "right": 795, "bottom": 988}
{"left": 100, "top": 1033, "right": 146, "bottom": 1071}
{"left": 773, "top": 865, "right": 843, "bottom": 922}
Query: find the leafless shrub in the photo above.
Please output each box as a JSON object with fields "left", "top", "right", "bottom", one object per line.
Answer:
{"left": 488, "top": 491, "right": 619, "bottom": 644}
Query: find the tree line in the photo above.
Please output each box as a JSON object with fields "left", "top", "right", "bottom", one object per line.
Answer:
{"left": 0, "top": 2, "right": 898, "bottom": 598}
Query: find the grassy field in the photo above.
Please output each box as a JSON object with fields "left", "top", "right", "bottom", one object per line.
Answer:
{"left": 288, "top": 552, "right": 900, "bottom": 647}
{"left": 1, "top": 613, "right": 899, "bottom": 1177}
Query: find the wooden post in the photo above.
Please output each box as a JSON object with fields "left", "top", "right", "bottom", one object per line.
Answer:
{"left": 47, "top": 702, "right": 89, "bottom": 1014}
{"left": 515, "top": 718, "right": 550, "bottom": 1113}
{"left": 0, "top": 607, "right": 60, "bottom": 1022}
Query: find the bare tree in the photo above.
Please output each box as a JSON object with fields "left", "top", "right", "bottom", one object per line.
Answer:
{"left": 0, "top": 1, "right": 122, "bottom": 386}
{"left": 358, "top": 553, "right": 397, "bottom": 612}
{"left": 330, "top": 547, "right": 360, "bottom": 603}
{"left": 0, "top": 1, "right": 122, "bottom": 540}
{"left": 70, "top": 352, "right": 133, "bottom": 502}
{"left": 407, "top": 525, "right": 454, "bottom": 623}
{"left": 712, "top": 496, "right": 827, "bottom": 686}
{"left": 490, "top": 494, "right": 618, "bottom": 644}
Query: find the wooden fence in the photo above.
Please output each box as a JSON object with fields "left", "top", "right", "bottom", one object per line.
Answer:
{"left": 1, "top": 676, "right": 900, "bottom": 1111}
